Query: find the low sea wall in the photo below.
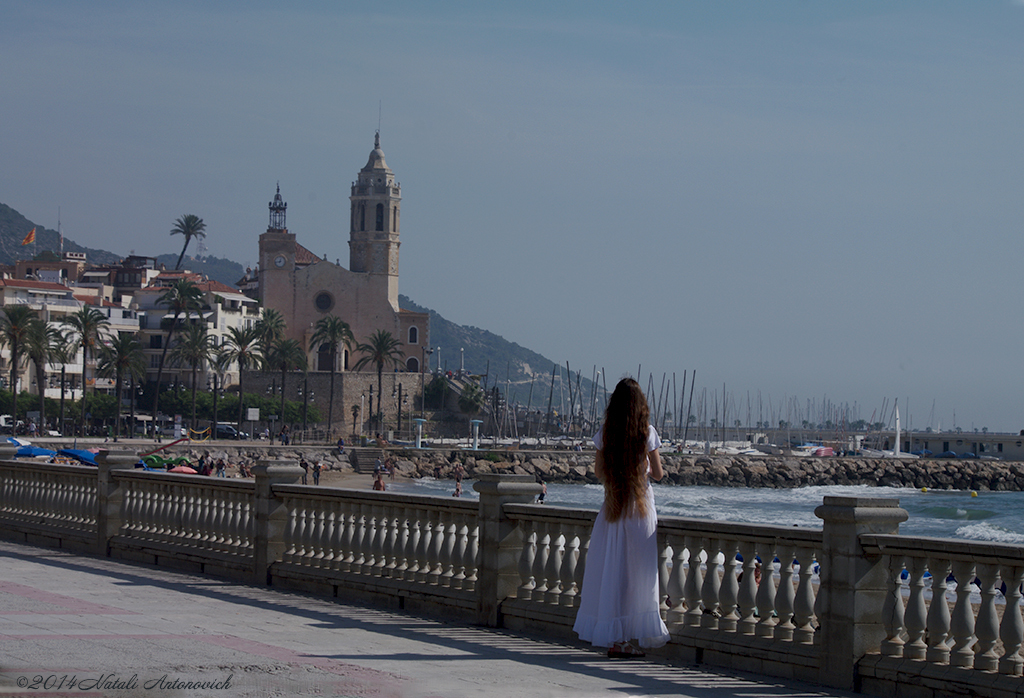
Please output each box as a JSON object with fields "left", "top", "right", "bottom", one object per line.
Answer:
{"left": 38, "top": 441, "right": 1024, "bottom": 491}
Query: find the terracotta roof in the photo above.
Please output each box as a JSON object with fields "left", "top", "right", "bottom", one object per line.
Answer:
{"left": 199, "top": 279, "right": 242, "bottom": 295}
{"left": 0, "top": 278, "right": 71, "bottom": 292}
{"left": 295, "top": 243, "right": 319, "bottom": 265}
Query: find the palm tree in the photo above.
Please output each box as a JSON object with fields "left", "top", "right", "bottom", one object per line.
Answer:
{"left": 62, "top": 306, "right": 111, "bottom": 398}
{"left": 171, "top": 214, "right": 207, "bottom": 271}
{"left": 265, "top": 337, "right": 306, "bottom": 434}
{"left": 0, "top": 305, "right": 42, "bottom": 426}
{"left": 97, "top": 333, "right": 145, "bottom": 441}
{"left": 223, "top": 325, "right": 263, "bottom": 431}
{"left": 169, "top": 323, "right": 215, "bottom": 431}
{"left": 255, "top": 308, "right": 285, "bottom": 354}
{"left": 458, "top": 382, "right": 487, "bottom": 437}
{"left": 149, "top": 279, "right": 203, "bottom": 436}
{"left": 352, "top": 329, "right": 404, "bottom": 434}
{"left": 309, "top": 315, "right": 353, "bottom": 439}
{"left": 209, "top": 347, "right": 231, "bottom": 431}
{"left": 351, "top": 403, "right": 360, "bottom": 438}
{"left": 25, "top": 319, "right": 60, "bottom": 431}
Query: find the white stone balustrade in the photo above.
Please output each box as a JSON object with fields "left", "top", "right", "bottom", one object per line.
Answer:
{"left": 274, "top": 486, "right": 479, "bottom": 593}
{"left": 0, "top": 461, "right": 97, "bottom": 543}
{"left": 114, "top": 470, "right": 255, "bottom": 560}
{"left": 864, "top": 533, "right": 1024, "bottom": 677}
{"left": 2, "top": 458, "right": 1023, "bottom": 698}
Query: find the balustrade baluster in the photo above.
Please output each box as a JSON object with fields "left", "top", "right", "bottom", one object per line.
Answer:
{"left": 517, "top": 520, "right": 536, "bottom": 600}
{"left": 428, "top": 510, "right": 445, "bottom": 583}
{"left": 381, "top": 503, "right": 396, "bottom": 578}
{"left": 904, "top": 557, "right": 928, "bottom": 660}
{"left": 140, "top": 485, "right": 156, "bottom": 537}
{"left": 354, "top": 502, "right": 369, "bottom": 574}
{"left": 666, "top": 535, "right": 686, "bottom": 625}
{"left": 793, "top": 545, "right": 817, "bottom": 644}
{"left": 880, "top": 554, "right": 906, "bottom": 657}
{"left": 737, "top": 541, "right": 758, "bottom": 635}
{"left": 394, "top": 507, "right": 411, "bottom": 579}
{"left": 774, "top": 544, "right": 796, "bottom": 640}
{"left": 302, "top": 501, "right": 319, "bottom": 565}
{"left": 324, "top": 501, "right": 340, "bottom": 570}
{"left": 699, "top": 539, "right": 722, "bottom": 630}
{"left": 658, "top": 531, "right": 670, "bottom": 615}
{"left": 339, "top": 501, "right": 356, "bottom": 572}
{"left": 310, "top": 501, "right": 326, "bottom": 567}
{"left": 532, "top": 523, "right": 551, "bottom": 601}
{"left": 415, "top": 507, "right": 434, "bottom": 583}
{"left": 450, "top": 512, "right": 468, "bottom": 590}
{"left": 368, "top": 503, "right": 385, "bottom": 575}
{"left": 463, "top": 523, "right": 479, "bottom": 592}
{"left": 755, "top": 544, "right": 778, "bottom": 638}
{"left": 438, "top": 509, "right": 455, "bottom": 586}
{"left": 683, "top": 536, "right": 704, "bottom": 627}
{"left": 998, "top": 564, "right": 1024, "bottom": 676}
{"left": 560, "top": 524, "right": 579, "bottom": 608}
{"left": 719, "top": 541, "right": 740, "bottom": 633}
{"left": 403, "top": 509, "right": 421, "bottom": 579}
{"left": 281, "top": 497, "right": 298, "bottom": 564}
{"left": 974, "top": 563, "right": 1001, "bottom": 672}
{"left": 950, "top": 558, "right": 977, "bottom": 667}
{"left": 926, "top": 556, "right": 952, "bottom": 664}
{"left": 573, "top": 526, "right": 588, "bottom": 610}
{"left": 544, "top": 529, "right": 565, "bottom": 605}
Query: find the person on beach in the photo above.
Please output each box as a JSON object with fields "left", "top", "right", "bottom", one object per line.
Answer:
{"left": 573, "top": 377, "right": 669, "bottom": 659}
{"left": 372, "top": 472, "right": 386, "bottom": 491}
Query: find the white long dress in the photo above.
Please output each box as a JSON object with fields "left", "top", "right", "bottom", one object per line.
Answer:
{"left": 573, "top": 424, "right": 670, "bottom": 649}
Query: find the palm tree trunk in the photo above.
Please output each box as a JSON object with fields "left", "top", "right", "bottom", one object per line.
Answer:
{"left": 10, "top": 342, "right": 18, "bottom": 430}
{"left": 150, "top": 315, "right": 180, "bottom": 438}
{"left": 236, "top": 370, "right": 245, "bottom": 431}
{"left": 190, "top": 363, "right": 198, "bottom": 432}
{"left": 34, "top": 361, "right": 46, "bottom": 430}
{"left": 377, "top": 363, "right": 384, "bottom": 434}
{"left": 327, "top": 358, "right": 336, "bottom": 439}
{"left": 114, "top": 371, "right": 123, "bottom": 440}
{"left": 280, "top": 365, "right": 287, "bottom": 435}
{"left": 59, "top": 367, "right": 66, "bottom": 436}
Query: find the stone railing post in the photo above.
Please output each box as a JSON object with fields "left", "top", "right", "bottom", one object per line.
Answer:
{"left": 473, "top": 473, "right": 542, "bottom": 627}
{"left": 814, "top": 495, "right": 908, "bottom": 690}
{"left": 253, "top": 460, "right": 303, "bottom": 586}
{"left": 95, "top": 450, "right": 141, "bottom": 557}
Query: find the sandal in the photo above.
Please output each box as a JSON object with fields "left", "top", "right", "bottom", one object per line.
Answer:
{"left": 607, "top": 642, "right": 646, "bottom": 659}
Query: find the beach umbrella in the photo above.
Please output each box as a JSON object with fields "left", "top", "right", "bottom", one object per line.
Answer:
{"left": 16, "top": 445, "right": 57, "bottom": 458}
{"left": 56, "top": 449, "right": 100, "bottom": 466}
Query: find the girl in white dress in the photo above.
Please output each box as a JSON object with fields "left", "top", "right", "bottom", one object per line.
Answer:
{"left": 573, "top": 377, "right": 670, "bottom": 658}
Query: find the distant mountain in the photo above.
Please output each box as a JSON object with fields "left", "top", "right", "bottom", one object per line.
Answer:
{"left": 399, "top": 294, "right": 596, "bottom": 406}
{"left": 0, "top": 203, "right": 121, "bottom": 266}
{"left": 154, "top": 253, "right": 246, "bottom": 287}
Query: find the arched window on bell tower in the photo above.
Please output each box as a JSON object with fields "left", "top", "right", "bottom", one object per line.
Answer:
{"left": 375, "top": 203, "right": 384, "bottom": 231}
{"left": 359, "top": 204, "right": 366, "bottom": 231}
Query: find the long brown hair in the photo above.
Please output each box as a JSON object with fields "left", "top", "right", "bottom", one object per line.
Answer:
{"left": 601, "top": 378, "right": 650, "bottom": 522}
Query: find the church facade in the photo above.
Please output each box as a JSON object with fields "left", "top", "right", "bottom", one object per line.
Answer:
{"left": 257, "top": 134, "right": 429, "bottom": 374}
{"left": 249, "top": 135, "right": 431, "bottom": 439}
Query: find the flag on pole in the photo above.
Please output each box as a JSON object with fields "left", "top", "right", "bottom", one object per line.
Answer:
{"left": 21, "top": 228, "right": 35, "bottom": 246}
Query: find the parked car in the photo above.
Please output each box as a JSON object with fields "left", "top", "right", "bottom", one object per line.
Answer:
{"left": 214, "top": 423, "right": 249, "bottom": 440}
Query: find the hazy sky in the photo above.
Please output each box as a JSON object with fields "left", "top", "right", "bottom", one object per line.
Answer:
{"left": 3, "top": 2, "right": 1024, "bottom": 432}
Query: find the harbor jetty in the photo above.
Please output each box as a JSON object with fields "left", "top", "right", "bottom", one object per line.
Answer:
{"left": 41, "top": 440, "right": 1024, "bottom": 492}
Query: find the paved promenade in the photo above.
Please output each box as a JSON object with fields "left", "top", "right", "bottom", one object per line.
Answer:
{"left": 0, "top": 540, "right": 857, "bottom": 698}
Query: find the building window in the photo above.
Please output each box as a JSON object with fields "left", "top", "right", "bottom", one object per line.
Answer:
{"left": 406, "top": 357, "right": 419, "bottom": 372}
{"left": 317, "top": 343, "right": 333, "bottom": 372}
{"left": 375, "top": 203, "right": 384, "bottom": 231}
{"left": 408, "top": 326, "right": 418, "bottom": 344}
{"left": 359, "top": 204, "right": 365, "bottom": 231}
{"left": 393, "top": 205, "right": 398, "bottom": 232}
{"left": 150, "top": 336, "right": 162, "bottom": 349}
{"left": 314, "top": 292, "right": 333, "bottom": 312}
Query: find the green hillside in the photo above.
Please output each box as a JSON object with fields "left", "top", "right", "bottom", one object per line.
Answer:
{"left": 0, "top": 203, "right": 121, "bottom": 266}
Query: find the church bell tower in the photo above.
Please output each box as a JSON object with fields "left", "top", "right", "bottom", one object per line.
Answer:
{"left": 349, "top": 132, "right": 400, "bottom": 306}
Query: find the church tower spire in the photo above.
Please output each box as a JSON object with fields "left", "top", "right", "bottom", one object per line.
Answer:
{"left": 349, "top": 132, "right": 401, "bottom": 306}
{"left": 268, "top": 182, "right": 287, "bottom": 231}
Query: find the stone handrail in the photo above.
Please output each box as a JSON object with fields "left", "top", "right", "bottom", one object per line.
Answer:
{"left": 0, "top": 456, "right": 1021, "bottom": 698}
{"left": 861, "top": 533, "right": 1024, "bottom": 677}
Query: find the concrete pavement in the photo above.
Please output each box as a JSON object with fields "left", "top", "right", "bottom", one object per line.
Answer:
{"left": 0, "top": 539, "right": 857, "bottom": 698}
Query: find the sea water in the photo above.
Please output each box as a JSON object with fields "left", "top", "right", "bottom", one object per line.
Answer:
{"left": 388, "top": 479, "right": 1024, "bottom": 544}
